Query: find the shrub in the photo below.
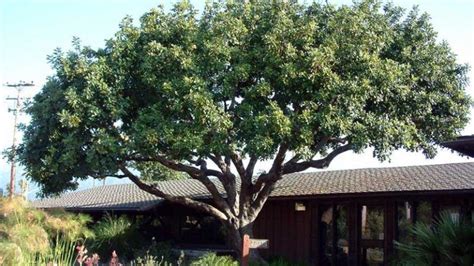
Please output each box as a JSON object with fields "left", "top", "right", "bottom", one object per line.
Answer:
{"left": 132, "top": 253, "right": 175, "bottom": 266}
{"left": 90, "top": 213, "right": 145, "bottom": 261}
{"left": 132, "top": 239, "right": 174, "bottom": 263}
{"left": 9, "top": 223, "right": 50, "bottom": 254}
{"left": 23, "top": 237, "right": 77, "bottom": 265}
{"left": 191, "top": 252, "right": 238, "bottom": 266}
{"left": 0, "top": 197, "right": 92, "bottom": 265}
{"left": 394, "top": 213, "right": 474, "bottom": 266}
{"left": 251, "top": 256, "right": 308, "bottom": 266}
{"left": 0, "top": 241, "right": 22, "bottom": 265}
{"left": 44, "top": 209, "right": 94, "bottom": 241}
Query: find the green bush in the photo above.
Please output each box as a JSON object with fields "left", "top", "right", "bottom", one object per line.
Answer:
{"left": 394, "top": 213, "right": 474, "bottom": 266}
{"left": 0, "top": 197, "right": 91, "bottom": 265}
{"left": 0, "top": 241, "right": 22, "bottom": 265}
{"left": 191, "top": 252, "right": 238, "bottom": 266}
{"left": 268, "top": 257, "right": 295, "bottom": 266}
{"left": 90, "top": 213, "right": 146, "bottom": 261}
{"left": 132, "top": 240, "right": 175, "bottom": 263}
{"left": 253, "top": 256, "right": 308, "bottom": 266}
{"left": 23, "top": 237, "right": 77, "bottom": 265}
{"left": 132, "top": 253, "right": 171, "bottom": 266}
{"left": 9, "top": 237, "right": 77, "bottom": 266}
{"left": 131, "top": 249, "right": 181, "bottom": 266}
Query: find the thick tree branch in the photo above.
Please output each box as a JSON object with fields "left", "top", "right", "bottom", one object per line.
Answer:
{"left": 251, "top": 143, "right": 288, "bottom": 193}
{"left": 208, "top": 154, "right": 229, "bottom": 174}
{"left": 283, "top": 136, "right": 343, "bottom": 165}
{"left": 329, "top": 137, "right": 347, "bottom": 144}
{"left": 90, "top": 173, "right": 127, "bottom": 179}
{"left": 230, "top": 152, "right": 246, "bottom": 180}
{"left": 201, "top": 155, "right": 240, "bottom": 216}
{"left": 125, "top": 155, "right": 234, "bottom": 217}
{"left": 244, "top": 144, "right": 288, "bottom": 220}
{"left": 126, "top": 154, "right": 224, "bottom": 179}
{"left": 245, "top": 155, "right": 258, "bottom": 180}
{"left": 283, "top": 143, "right": 353, "bottom": 174}
{"left": 312, "top": 136, "right": 330, "bottom": 153}
{"left": 286, "top": 153, "right": 301, "bottom": 165}
{"left": 118, "top": 165, "right": 228, "bottom": 221}
{"left": 192, "top": 173, "right": 234, "bottom": 217}
{"left": 250, "top": 143, "right": 352, "bottom": 195}
{"left": 235, "top": 153, "right": 259, "bottom": 220}
{"left": 207, "top": 154, "right": 240, "bottom": 215}
{"left": 186, "top": 160, "right": 234, "bottom": 217}
{"left": 127, "top": 154, "right": 200, "bottom": 173}
{"left": 233, "top": 153, "right": 259, "bottom": 221}
{"left": 249, "top": 181, "right": 276, "bottom": 220}
{"left": 270, "top": 143, "right": 289, "bottom": 174}
{"left": 224, "top": 155, "right": 231, "bottom": 168}
{"left": 283, "top": 136, "right": 346, "bottom": 166}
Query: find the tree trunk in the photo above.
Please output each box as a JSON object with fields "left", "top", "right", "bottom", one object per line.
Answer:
{"left": 224, "top": 220, "right": 267, "bottom": 264}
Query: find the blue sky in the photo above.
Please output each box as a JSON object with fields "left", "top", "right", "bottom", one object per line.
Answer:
{"left": 0, "top": 0, "right": 473, "bottom": 197}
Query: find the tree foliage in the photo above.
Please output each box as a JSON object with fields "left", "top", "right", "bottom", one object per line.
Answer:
{"left": 17, "top": 0, "right": 470, "bottom": 252}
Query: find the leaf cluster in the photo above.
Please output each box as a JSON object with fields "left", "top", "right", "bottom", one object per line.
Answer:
{"left": 18, "top": 0, "right": 471, "bottom": 195}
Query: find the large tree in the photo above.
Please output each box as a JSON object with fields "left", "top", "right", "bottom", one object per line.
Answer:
{"left": 18, "top": 0, "right": 471, "bottom": 257}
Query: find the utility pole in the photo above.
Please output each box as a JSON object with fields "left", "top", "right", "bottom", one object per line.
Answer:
{"left": 4, "top": 81, "right": 34, "bottom": 198}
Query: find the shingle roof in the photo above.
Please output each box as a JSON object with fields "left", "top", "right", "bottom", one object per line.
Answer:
{"left": 442, "top": 135, "right": 474, "bottom": 157}
{"left": 32, "top": 162, "right": 474, "bottom": 211}
{"left": 273, "top": 162, "right": 474, "bottom": 197}
{"left": 31, "top": 179, "right": 215, "bottom": 211}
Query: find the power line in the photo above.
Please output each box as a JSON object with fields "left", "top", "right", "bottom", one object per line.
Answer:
{"left": 4, "top": 81, "right": 34, "bottom": 198}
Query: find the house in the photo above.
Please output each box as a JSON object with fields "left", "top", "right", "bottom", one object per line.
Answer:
{"left": 34, "top": 161, "right": 474, "bottom": 265}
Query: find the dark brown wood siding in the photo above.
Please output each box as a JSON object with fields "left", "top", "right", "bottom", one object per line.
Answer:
{"left": 254, "top": 193, "right": 474, "bottom": 265}
{"left": 254, "top": 200, "right": 312, "bottom": 263}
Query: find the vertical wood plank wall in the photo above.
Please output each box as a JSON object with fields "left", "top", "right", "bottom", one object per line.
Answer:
{"left": 254, "top": 200, "right": 312, "bottom": 263}
{"left": 253, "top": 194, "right": 473, "bottom": 265}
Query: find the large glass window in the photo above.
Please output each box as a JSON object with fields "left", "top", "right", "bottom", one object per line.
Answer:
{"left": 336, "top": 205, "right": 349, "bottom": 265}
{"left": 361, "top": 205, "right": 384, "bottom": 240}
{"left": 179, "top": 215, "right": 225, "bottom": 245}
{"left": 362, "top": 248, "right": 384, "bottom": 266}
{"left": 360, "top": 205, "right": 384, "bottom": 266}
{"left": 416, "top": 201, "right": 432, "bottom": 225}
{"left": 440, "top": 205, "right": 461, "bottom": 222}
{"left": 319, "top": 204, "right": 349, "bottom": 265}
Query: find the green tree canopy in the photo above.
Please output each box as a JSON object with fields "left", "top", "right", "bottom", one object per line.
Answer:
{"left": 18, "top": 0, "right": 471, "bottom": 254}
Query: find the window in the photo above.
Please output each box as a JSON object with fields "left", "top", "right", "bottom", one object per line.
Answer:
{"left": 361, "top": 205, "right": 384, "bottom": 240}
{"left": 319, "top": 204, "right": 349, "bottom": 265}
{"left": 362, "top": 247, "right": 384, "bottom": 266}
{"left": 179, "top": 215, "right": 225, "bottom": 245}
{"left": 336, "top": 205, "right": 349, "bottom": 265}
{"left": 397, "top": 201, "right": 413, "bottom": 243}
{"left": 416, "top": 201, "right": 432, "bottom": 225}
{"left": 360, "top": 205, "right": 385, "bottom": 266}
{"left": 440, "top": 205, "right": 461, "bottom": 222}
